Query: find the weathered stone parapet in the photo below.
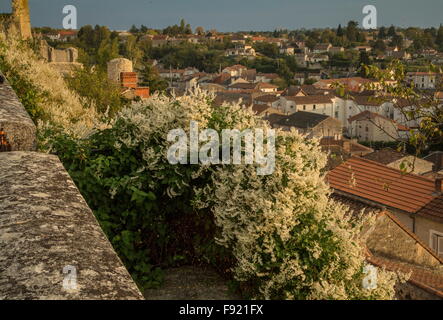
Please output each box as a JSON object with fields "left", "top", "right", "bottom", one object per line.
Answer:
{"left": 0, "top": 152, "right": 144, "bottom": 300}
{"left": 0, "top": 75, "right": 37, "bottom": 151}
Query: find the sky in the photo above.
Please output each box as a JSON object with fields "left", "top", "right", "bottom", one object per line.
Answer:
{"left": 1, "top": 0, "right": 442, "bottom": 31}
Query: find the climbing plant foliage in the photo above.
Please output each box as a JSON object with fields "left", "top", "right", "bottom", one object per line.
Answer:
{"left": 0, "top": 34, "right": 401, "bottom": 298}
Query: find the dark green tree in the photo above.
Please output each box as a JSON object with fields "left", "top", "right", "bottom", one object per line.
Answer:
{"left": 387, "top": 25, "right": 396, "bottom": 38}
{"left": 390, "top": 34, "right": 404, "bottom": 49}
{"left": 346, "top": 21, "right": 359, "bottom": 42}
{"left": 437, "top": 25, "right": 443, "bottom": 50}
{"left": 337, "top": 24, "right": 344, "bottom": 37}
{"left": 139, "top": 63, "right": 168, "bottom": 93}
{"left": 378, "top": 26, "right": 387, "bottom": 39}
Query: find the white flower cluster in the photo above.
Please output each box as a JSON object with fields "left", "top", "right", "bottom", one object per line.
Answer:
{"left": 111, "top": 90, "right": 400, "bottom": 300}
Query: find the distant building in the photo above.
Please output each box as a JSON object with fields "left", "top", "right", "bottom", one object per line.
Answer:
{"left": 225, "top": 44, "right": 256, "bottom": 57}
{"left": 327, "top": 157, "right": 443, "bottom": 260}
{"left": 274, "top": 111, "right": 342, "bottom": 138}
{"left": 348, "top": 111, "right": 403, "bottom": 142}
{"left": 313, "top": 43, "right": 332, "bottom": 53}
{"left": 107, "top": 58, "right": 149, "bottom": 100}
{"left": 279, "top": 46, "right": 295, "bottom": 55}
{"left": 279, "top": 95, "right": 334, "bottom": 115}
{"left": 329, "top": 46, "right": 345, "bottom": 54}
{"left": 363, "top": 148, "right": 435, "bottom": 175}
{"left": 406, "top": 72, "right": 438, "bottom": 89}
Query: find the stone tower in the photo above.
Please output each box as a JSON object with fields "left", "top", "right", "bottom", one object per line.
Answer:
{"left": 107, "top": 58, "right": 133, "bottom": 83}
{"left": 12, "top": 0, "right": 32, "bottom": 39}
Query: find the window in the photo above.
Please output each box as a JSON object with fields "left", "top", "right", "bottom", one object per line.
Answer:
{"left": 303, "top": 105, "right": 306, "bottom": 110}
{"left": 313, "top": 104, "right": 316, "bottom": 110}
{"left": 335, "top": 111, "right": 339, "bottom": 118}
{"left": 430, "top": 230, "right": 443, "bottom": 256}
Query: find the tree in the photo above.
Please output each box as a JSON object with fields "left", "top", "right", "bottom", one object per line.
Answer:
{"left": 390, "top": 34, "right": 404, "bottom": 49}
{"left": 378, "top": 26, "right": 387, "bottom": 39}
{"left": 65, "top": 66, "right": 129, "bottom": 115}
{"left": 96, "top": 38, "right": 120, "bottom": 68}
{"left": 185, "top": 23, "right": 192, "bottom": 35}
{"left": 336, "top": 24, "right": 344, "bottom": 37}
{"left": 138, "top": 62, "right": 168, "bottom": 93}
{"left": 253, "top": 42, "right": 280, "bottom": 58}
{"left": 373, "top": 39, "right": 387, "bottom": 52}
{"left": 140, "top": 25, "right": 148, "bottom": 33}
{"left": 346, "top": 21, "right": 359, "bottom": 42}
{"left": 195, "top": 26, "right": 205, "bottom": 36}
{"left": 437, "top": 25, "right": 443, "bottom": 50}
{"left": 180, "top": 19, "right": 186, "bottom": 31}
{"left": 387, "top": 25, "right": 396, "bottom": 38}
{"left": 129, "top": 25, "right": 139, "bottom": 34}
{"left": 361, "top": 61, "right": 443, "bottom": 155}
{"left": 359, "top": 51, "right": 370, "bottom": 67}
{"left": 121, "top": 35, "right": 143, "bottom": 67}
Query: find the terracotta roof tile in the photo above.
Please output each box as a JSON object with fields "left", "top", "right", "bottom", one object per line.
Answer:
{"left": 285, "top": 95, "right": 332, "bottom": 105}
{"left": 276, "top": 111, "right": 330, "bottom": 129}
{"left": 363, "top": 148, "right": 408, "bottom": 165}
{"left": 254, "top": 94, "right": 279, "bottom": 103}
{"left": 348, "top": 110, "right": 393, "bottom": 123}
{"left": 326, "top": 157, "right": 437, "bottom": 213}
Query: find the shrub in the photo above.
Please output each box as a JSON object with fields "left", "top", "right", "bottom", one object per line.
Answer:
{"left": 42, "top": 90, "right": 400, "bottom": 298}
{"left": 1, "top": 35, "right": 401, "bottom": 299}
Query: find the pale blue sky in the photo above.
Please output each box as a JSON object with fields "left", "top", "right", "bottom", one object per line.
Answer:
{"left": 1, "top": 0, "right": 442, "bottom": 31}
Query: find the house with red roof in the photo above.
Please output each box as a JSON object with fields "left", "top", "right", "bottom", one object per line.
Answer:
{"left": 327, "top": 157, "right": 443, "bottom": 259}
{"left": 348, "top": 110, "right": 408, "bottom": 142}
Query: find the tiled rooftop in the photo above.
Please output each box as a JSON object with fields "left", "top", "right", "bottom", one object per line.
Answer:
{"left": 327, "top": 157, "right": 437, "bottom": 214}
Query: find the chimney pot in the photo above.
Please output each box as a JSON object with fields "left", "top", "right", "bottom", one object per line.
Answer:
{"left": 343, "top": 141, "right": 351, "bottom": 153}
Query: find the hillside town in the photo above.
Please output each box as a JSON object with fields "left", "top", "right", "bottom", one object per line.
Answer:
{"left": 0, "top": 0, "right": 442, "bottom": 302}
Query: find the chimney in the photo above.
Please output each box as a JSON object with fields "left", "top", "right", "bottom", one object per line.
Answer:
{"left": 435, "top": 178, "right": 442, "bottom": 195}
{"left": 343, "top": 140, "right": 351, "bottom": 153}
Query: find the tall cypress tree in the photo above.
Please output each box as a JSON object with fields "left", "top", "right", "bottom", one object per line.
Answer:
{"left": 337, "top": 24, "right": 344, "bottom": 37}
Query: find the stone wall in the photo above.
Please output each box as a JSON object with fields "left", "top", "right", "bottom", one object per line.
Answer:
{"left": 11, "top": 0, "right": 32, "bottom": 40}
{"left": 366, "top": 214, "right": 442, "bottom": 269}
{"left": 0, "top": 73, "right": 36, "bottom": 151}
{"left": 0, "top": 73, "right": 144, "bottom": 300}
{"left": 1, "top": 1, "right": 32, "bottom": 40}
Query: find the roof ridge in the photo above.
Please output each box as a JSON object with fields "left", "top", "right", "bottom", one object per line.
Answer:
{"left": 348, "top": 156, "right": 437, "bottom": 183}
